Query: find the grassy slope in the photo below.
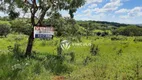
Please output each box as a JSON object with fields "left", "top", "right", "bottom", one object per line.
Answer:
{"left": 0, "top": 34, "right": 142, "bottom": 80}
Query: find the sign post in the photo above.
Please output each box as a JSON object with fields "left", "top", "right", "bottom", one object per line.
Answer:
{"left": 34, "top": 26, "right": 54, "bottom": 39}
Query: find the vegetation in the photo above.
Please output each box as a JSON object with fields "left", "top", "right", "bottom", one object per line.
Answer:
{"left": 0, "top": 0, "right": 85, "bottom": 56}
{"left": 0, "top": 0, "right": 142, "bottom": 80}
{"left": 0, "top": 34, "right": 142, "bottom": 80}
{"left": 10, "top": 19, "right": 32, "bottom": 35}
{"left": 113, "top": 26, "right": 142, "bottom": 36}
{"left": 0, "top": 21, "right": 11, "bottom": 37}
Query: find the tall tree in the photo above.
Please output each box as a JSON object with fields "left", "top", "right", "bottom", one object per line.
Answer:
{"left": 0, "top": 0, "right": 85, "bottom": 56}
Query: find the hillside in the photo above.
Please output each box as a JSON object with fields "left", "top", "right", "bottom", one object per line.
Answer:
{"left": 77, "top": 20, "right": 140, "bottom": 28}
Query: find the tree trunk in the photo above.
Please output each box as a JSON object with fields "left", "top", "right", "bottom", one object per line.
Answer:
{"left": 25, "top": 29, "right": 34, "bottom": 57}
{"left": 25, "top": 8, "right": 35, "bottom": 57}
{"left": 24, "top": 1, "right": 48, "bottom": 57}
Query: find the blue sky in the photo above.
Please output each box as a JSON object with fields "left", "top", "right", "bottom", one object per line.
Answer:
{"left": 61, "top": 0, "right": 142, "bottom": 24}
{"left": 0, "top": 0, "right": 142, "bottom": 24}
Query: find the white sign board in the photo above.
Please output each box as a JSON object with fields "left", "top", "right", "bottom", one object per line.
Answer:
{"left": 34, "top": 26, "right": 54, "bottom": 38}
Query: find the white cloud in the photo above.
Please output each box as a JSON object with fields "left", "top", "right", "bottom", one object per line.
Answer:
{"left": 94, "top": 0, "right": 122, "bottom": 13}
{"left": 73, "top": 0, "right": 142, "bottom": 24}
{"left": 115, "top": 8, "right": 129, "bottom": 13}
{"left": 117, "top": 7, "right": 142, "bottom": 19}
{"left": 86, "top": 0, "right": 103, "bottom": 4}
{"left": 88, "top": 4, "right": 97, "bottom": 9}
{"left": 119, "top": 15, "right": 129, "bottom": 19}
{"left": 79, "top": 0, "right": 102, "bottom": 10}
{"left": 104, "top": 0, "right": 122, "bottom": 9}
{"left": 75, "top": 12, "right": 106, "bottom": 21}
{"left": 83, "top": 9, "right": 92, "bottom": 16}
{"left": 128, "top": 7, "right": 142, "bottom": 17}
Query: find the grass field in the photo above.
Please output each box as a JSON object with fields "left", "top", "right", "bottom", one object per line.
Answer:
{"left": 0, "top": 34, "right": 142, "bottom": 80}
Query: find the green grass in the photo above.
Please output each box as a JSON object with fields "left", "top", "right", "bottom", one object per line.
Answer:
{"left": 0, "top": 20, "right": 11, "bottom": 26}
{"left": 0, "top": 34, "right": 142, "bottom": 80}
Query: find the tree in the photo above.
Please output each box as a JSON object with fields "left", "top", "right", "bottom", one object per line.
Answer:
{"left": 83, "top": 23, "right": 94, "bottom": 39}
{"left": 0, "top": 0, "right": 85, "bottom": 56}
{"left": 10, "top": 19, "right": 32, "bottom": 35}
{"left": 46, "top": 12, "right": 65, "bottom": 36}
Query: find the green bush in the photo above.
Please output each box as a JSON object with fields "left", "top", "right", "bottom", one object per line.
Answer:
{"left": 10, "top": 20, "right": 32, "bottom": 35}
{"left": 111, "top": 36, "right": 127, "bottom": 41}
{"left": 0, "top": 23, "right": 11, "bottom": 37}
{"left": 96, "top": 32, "right": 102, "bottom": 36}
{"left": 90, "top": 44, "right": 99, "bottom": 56}
{"left": 101, "top": 32, "right": 109, "bottom": 37}
{"left": 7, "top": 43, "right": 23, "bottom": 59}
{"left": 95, "top": 31, "right": 109, "bottom": 36}
{"left": 134, "top": 37, "right": 142, "bottom": 42}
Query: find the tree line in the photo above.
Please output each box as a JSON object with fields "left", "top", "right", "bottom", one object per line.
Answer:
{"left": 113, "top": 26, "right": 142, "bottom": 36}
{"left": 1, "top": 17, "right": 142, "bottom": 38}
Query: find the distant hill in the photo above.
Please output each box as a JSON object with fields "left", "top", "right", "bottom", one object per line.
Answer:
{"left": 136, "top": 24, "right": 142, "bottom": 27}
{"left": 94, "top": 21, "right": 129, "bottom": 27}
{"left": 77, "top": 20, "right": 141, "bottom": 28}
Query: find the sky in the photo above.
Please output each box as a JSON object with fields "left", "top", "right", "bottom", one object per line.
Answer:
{"left": 0, "top": 0, "right": 142, "bottom": 24}
{"left": 61, "top": 0, "right": 142, "bottom": 24}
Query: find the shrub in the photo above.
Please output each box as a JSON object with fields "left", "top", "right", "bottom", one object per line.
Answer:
{"left": 134, "top": 37, "right": 142, "bottom": 42}
{"left": 111, "top": 36, "right": 127, "bottom": 41}
{"left": 83, "top": 56, "right": 92, "bottom": 66}
{"left": 90, "top": 44, "right": 99, "bottom": 56}
{"left": 117, "top": 49, "right": 123, "bottom": 55}
{"left": 0, "top": 24, "right": 11, "bottom": 37}
{"left": 96, "top": 31, "right": 109, "bottom": 36}
{"left": 7, "top": 43, "right": 23, "bottom": 59}
{"left": 96, "top": 32, "right": 101, "bottom": 36}
{"left": 69, "top": 52, "right": 75, "bottom": 62}
{"left": 101, "top": 32, "right": 109, "bottom": 37}
{"left": 113, "top": 26, "right": 142, "bottom": 36}
{"left": 44, "top": 55, "right": 72, "bottom": 75}
{"left": 10, "top": 20, "right": 32, "bottom": 35}
{"left": 57, "top": 41, "right": 62, "bottom": 56}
